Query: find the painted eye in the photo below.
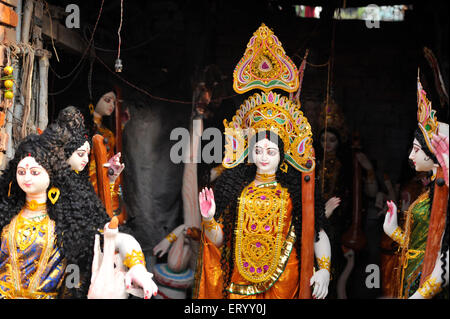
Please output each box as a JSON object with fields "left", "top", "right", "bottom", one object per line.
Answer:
{"left": 31, "top": 170, "right": 41, "bottom": 176}
{"left": 268, "top": 150, "right": 278, "bottom": 156}
{"left": 255, "top": 148, "right": 262, "bottom": 155}
{"left": 77, "top": 152, "right": 84, "bottom": 157}
{"left": 17, "top": 169, "right": 26, "bottom": 176}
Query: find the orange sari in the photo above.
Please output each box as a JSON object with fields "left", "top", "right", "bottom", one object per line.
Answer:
{"left": 194, "top": 182, "right": 299, "bottom": 299}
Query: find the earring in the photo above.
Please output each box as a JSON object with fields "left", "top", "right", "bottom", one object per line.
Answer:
{"left": 89, "top": 103, "right": 95, "bottom": 115}
{"left": 280, "top": 161, "right": 288, "bottom": 173}
{"left": 8, "top": 181, "right": 12, "bottom": 197}
{"left": 48, "top": 187, "right": 60, "bottom": 205}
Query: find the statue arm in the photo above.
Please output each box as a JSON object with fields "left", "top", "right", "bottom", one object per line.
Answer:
{"left": 153, "top": 224, "right": 186, "bottom": 258}
{"left": 114, "top": 231, "right": 158, "bottom": 298}
{"left": 310, "top": 229, "right": 331, "bottom": 299}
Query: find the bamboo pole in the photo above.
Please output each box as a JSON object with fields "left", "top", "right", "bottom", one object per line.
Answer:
{"left": 299, "top": 165, "right": 315, "bottom": 298}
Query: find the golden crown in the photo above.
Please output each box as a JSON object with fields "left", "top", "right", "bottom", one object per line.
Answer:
{"left": 417, "top": 72, "right": 439, "bottom": 152}
{"left": 233, "top": 23, "right": 299, "bottom": 94}
{"left": 223, "top": 24, "right": 314, "bottom": 172}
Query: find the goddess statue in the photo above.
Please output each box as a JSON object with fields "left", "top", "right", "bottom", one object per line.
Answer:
{"left": 193, "top": 24, "right": 331, "bottom": 299}
{"left": 383, "top": 74, "right": 449, "bottom": 299}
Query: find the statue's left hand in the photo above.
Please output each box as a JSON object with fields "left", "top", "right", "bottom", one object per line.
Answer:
{"left": 310, "top": 269, "right": 330, "bottom": 299}
{"left": 104, "top": 152, "right": 125, "bottom": 183}
{"left": 124, "top": 264, "right": 158, "bottom": 299}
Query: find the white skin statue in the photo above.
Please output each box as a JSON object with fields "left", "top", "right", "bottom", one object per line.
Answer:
{"left": 92, "top": 91, "right": 125, "bottom": 180}
{"left": 198, "top": 138, "right": 332, "bottom": 299}
{"left": 66, "top": 143, "right": 157, "bottom": 299}
{"left": 383, "top": 137, "right": 449, "bottom": 299}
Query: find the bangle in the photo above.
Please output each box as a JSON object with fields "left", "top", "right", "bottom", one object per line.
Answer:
{"left": 123, "top": 249, "right": 146, "bottom": 269}
{"left": 418, "top": 276, "right": 442, "bottom": 299}
{"left": 391, "top": 226, "right": 405, "bottom": 246}
{"left": 316, "top": 256, "right": 331, "bottom": 272}
{"left": 166, "top": 232, "right": 177, "bottom": 243}
{"left": 201, "top": 218, "right": 219, "bottom": 232}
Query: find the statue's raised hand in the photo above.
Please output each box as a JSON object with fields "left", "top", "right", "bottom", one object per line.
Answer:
{"left": 383, "top": 200, "right": 398, "bottom": 237}
{"left": 104, "top": 152, "right": 125, "bottom": 183}
{"left": 199, "top": 187, "right": 215, "bottom": 220}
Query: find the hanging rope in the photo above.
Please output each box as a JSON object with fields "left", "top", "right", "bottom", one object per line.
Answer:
{"left": 321, "top": 5, "right": 339, "bottom": 194}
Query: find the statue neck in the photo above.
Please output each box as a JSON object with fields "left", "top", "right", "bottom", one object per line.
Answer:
{"left": 26, "top": 192, "right": 47, "bottom": 204}
{"left": 93, "top": 112, "right": 103, "bottom": 125}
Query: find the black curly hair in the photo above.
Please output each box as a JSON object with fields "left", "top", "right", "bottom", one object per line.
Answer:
{"left": 212, "top": 130, "right": 327, "bottom": 298}
{"left": 56, "top": 106, "right": 91, "bottom": 159}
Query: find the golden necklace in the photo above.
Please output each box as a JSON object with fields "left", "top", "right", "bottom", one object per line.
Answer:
{"left": 24, "top": 200, "right": 47, "bottom": 212}
{"left": 255, "top": 172, "right": 276, "bottom": 183}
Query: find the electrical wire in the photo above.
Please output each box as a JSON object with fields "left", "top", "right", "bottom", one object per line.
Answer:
{"left": 117, "top": 0, "right": 123, "bottom": 61}
{"left": 48, "top": 0, "right": 104, "bottom": 80}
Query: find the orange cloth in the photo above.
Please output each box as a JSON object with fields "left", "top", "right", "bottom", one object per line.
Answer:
{"left": 89, "top": 115, "right": 122, "bottom": 216}
{"left": 195, "top": 196, "right": 300, "bottom": 299}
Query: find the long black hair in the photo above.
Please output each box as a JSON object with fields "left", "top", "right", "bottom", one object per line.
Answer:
{"left": 213, "top": 130, "right": 327, "bottom": 297}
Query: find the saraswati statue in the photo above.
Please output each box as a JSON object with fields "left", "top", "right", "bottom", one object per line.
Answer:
{"left": 193, "top": 24, "right": 331, "bottom": 299}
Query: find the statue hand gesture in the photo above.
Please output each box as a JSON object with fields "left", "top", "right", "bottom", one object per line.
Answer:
{"left": 199, "top": 187, "right": 215, "bottom": 220}
{"left": 104, "top": 152, "right": 125, "bottom": 183}
{"left": 310, "top": 269, "right": 330, "bottom": 299}
{"left": 383, "top": 200, "right": 398, "bottom": 237}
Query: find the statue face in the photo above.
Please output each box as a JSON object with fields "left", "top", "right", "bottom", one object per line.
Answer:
{"left": 95, "top": 91, "right": 116, "bottom": 116}
{"left": 16, "top": 156, "right": 50, "bottom": 196}
{"left": 409, "top": 138, "right": 436, "bottom": 172}
{"left": 67, "top": 141, "right": 90, "bottom": 172}
{"left": 320, "top": 131, "right": 339, "bottom": 153}
{"left": 252, "top": 138, "right": 280, "bottom": 174}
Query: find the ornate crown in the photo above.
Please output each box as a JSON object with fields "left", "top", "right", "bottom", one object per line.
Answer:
{"left": 223, "top": 24, "right": 314, "bottom": 172}
{"left": 417, "top": 72, "right": 439, "bottom": 152}
{"left": 233, "top": 23, "right": 299, "bottom": 94}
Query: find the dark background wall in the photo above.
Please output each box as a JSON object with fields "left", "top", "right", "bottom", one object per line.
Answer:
{"left": 46, "top": 0, "right": 448, "bottom": 183}
{"left": 43, "top": 0, "right": 449, "bottom": 259}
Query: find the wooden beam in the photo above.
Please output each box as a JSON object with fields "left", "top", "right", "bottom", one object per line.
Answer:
{"left": 0, "top": 2, "right": 18, "bottom": 27}
{"left": 41, "top": 13, "right": 87, "bottom": 55}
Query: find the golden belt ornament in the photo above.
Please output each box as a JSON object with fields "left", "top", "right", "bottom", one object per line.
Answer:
{"left": 235, "top": 182, "right": 288, "bottom": 284}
